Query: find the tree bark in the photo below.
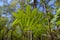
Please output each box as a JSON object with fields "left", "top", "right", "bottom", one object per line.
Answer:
{"left": 33, "top": 0, "right": 37, "bottom": 8}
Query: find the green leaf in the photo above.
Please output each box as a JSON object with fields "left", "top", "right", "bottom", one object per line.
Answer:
{"left": 12, "top": 19, "right": 20, "bottom": 26}
{"left": 56, "top": 21, "right": 60, "bottom": 25}
{"left": 26, "top": 5, "right": 31, "bottom": 15}
{"left": 55, "top": 1, "right": 60, "bottom": 6}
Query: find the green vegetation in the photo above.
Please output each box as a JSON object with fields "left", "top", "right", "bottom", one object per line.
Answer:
{"left": 0, "top": 0, "right": 60, "bottom": 40}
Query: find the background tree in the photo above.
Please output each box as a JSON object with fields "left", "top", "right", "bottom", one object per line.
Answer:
{"left": 0, "top": 0, "right": 60, "bottom": 40}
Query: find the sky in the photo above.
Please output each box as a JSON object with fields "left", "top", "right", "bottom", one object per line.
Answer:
{"left": 0, "top": 0, "right": 56, "bottom": 6}
{"left": 0, "top": 1, "right": 4, "bottom": 6}
{"left": 0, "top": 0, "right": 56, "bottom": 14}
{"left": 0, "top": 0, "right": 11, "bottom": 6}
{"left": 0, "top": 0, "right": 56, "bottom": 15}
{"left": 0, "top": 0, "right": 56, "bottom": 23}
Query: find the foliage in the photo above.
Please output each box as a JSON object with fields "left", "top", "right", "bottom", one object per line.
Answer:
{"left": 12, "top": 5, "right": 47, "bottom": 38}
{"left": 0, "top": 0, "right": 60, "bottom": 40}
{"left": 0, "top": 17, "right": 7, "bottom": 29}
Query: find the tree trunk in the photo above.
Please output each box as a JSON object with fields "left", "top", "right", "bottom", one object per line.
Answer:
{"left": 33, "top": 0, "right": 37, "bottom": 8}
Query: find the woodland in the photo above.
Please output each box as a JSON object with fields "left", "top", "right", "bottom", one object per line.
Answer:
{"left": 0, "top": 0, "right": 60, "bottom": 40}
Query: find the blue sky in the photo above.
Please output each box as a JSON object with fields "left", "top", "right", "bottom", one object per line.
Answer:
{"left": 0, "top": 0, "right": 56, "bottom": 22}
{"left": 0, "top": 0, "right": 56, "bottom": 14}
{"left": 0, "top": 0, "right": 56, "bottom": 6}
{"left": 0, "top": 0, "right": 12, "bottom": 6}
{"left": 0, "top": 1, "right": 4, "bottom": 6}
